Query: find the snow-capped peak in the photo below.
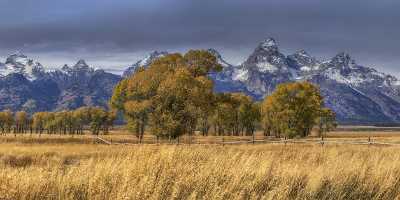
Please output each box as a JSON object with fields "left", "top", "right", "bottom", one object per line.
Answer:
{"left": 261, "top": 38, "right": 277, "bottom": 48}
{"left": 242, "top": 37, "right": 289, "bottom": 74}
{"left": 6, "top": 52, "right": 30, "bottom": 66}
{"left": 330, "top": 52, "right": 354, "bottom": 66}
{"left": 138, "top": 51, "right": 169, "bottom": 67}
{"left": 295, "top": 49, "right": 311, "bottom": 58}
{"left": 74, "top": 59, "right": 89, "bottom": 68}
{"left": 257, "top": 38, "right": 279, "bottom": 53}
{"left": 122, "top": 51, "right": 169, "bottom": 78}
{"left": 287, "top": 49, "right": 320, "bottom": 71}
{"left": 61, "top": 64, "right": 70, "bottom": 71}
{"left": 0, "top": 52, "right": 45, "bottom": 80}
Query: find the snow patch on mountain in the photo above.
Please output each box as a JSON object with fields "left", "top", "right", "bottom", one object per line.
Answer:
{"left": 260, "top": 38, "right": 278, "bottom": 51}
{"left": 122, "top": 51, "right": 169, "bottom": 77}
{"left": 256, "top": 62, "right": 279, "bottom": 73}
{"left": 323, "top": 68, "right": 363, "bottom": 85}
{"left": 232, "top": 68, "right": 249, "bottom": 82}
{"left": 0, "top": 52, "right": 45, "bottom": 80}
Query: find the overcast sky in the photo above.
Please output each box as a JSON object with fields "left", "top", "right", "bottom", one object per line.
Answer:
{"left": 0, "top": 0, "right": 399, "bottom": 75}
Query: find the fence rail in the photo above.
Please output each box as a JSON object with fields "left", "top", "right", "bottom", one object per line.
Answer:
{"left": 94, "top": 136, "right": 400, "bottom": 147}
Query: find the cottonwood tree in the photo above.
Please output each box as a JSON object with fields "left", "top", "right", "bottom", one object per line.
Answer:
{"left": 316, "top": 108, "right": 337, "bottom": 137}
{"left": 211, "top": 93, "right": 260, "bottom": 136}
{"left": 32, "top": 112, "right": 48, "bottom": 135}
{"left": 110, "top": 50, "right": 221, "bottom": 139}
{"left": 237, "top": 95, "right": 261, "bottom": 136}
{"left": 15, "top": 111, "right": 29, "bottom": 134}
{"left": 8, "top": 107, "right": 116, "bottom": 136}
{"left": 89, "top": 107, "right": 108, "bottom": 136}
{"left": 151, "top": 68, "right": 214, "bottom": 139}
{"left": 212, "top": 98, "right": 236, "bottom": 136}
{"left": 261, "top": 82, "right": 335, "bottom": 138}
{"left": 0, "top": 110, "right": 14, "bottom": 135}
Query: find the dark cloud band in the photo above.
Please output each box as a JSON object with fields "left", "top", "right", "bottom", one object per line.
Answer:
{"left": 0, "top": 0, "right": 399, "bottom": 75}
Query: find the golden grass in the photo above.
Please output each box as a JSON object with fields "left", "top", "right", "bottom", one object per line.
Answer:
{"left": 0, "top": 141, "right": 400, "bottom": 199}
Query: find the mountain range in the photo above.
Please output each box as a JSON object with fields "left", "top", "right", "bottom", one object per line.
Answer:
{"left": 0, "top": 53, "right": 121, "bottom": 112}
{"left": 1, "top": 38, "right": 400, "bottom": 124}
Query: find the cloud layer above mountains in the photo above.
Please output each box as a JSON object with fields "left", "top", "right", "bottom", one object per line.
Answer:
{"left": 0, "top": 0, "right": 399, "bottom": 75}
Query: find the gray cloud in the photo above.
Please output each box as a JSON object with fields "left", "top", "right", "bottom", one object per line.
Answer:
{"left": 0, "top": 0, "right": 399, "bottom": 75}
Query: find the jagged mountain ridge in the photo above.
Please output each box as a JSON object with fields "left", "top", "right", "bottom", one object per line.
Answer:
{"left": 2, "top": 39, "right": 400, "bottom": 124}
{"left": 0, "top": 54, "right": 121, "bottom": 112}
{"left": 122, "top": 39, "right": 400, "bottom": 123}
{"left": 122, "top": 51, "right": 169, "bottom": 78}
{"left": 0, "top": 52, "right": 46, "bottom": 80}
{"left": 217, "top": 38, "right": 400, "bottom": 123}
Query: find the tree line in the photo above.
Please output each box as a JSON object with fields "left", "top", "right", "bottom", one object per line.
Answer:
{"left": 0, "top": 107, "right": 116, "bottom": 136}
{"left": 111, "top": 50, "right": 337, "bottom": 140}
{"left": 0, "top": 50, "right": 336, "bottom": 140}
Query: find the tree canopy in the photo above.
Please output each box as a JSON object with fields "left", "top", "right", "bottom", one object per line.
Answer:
{"left": 111, "top": 49, "right": 336, "bottom": 140}
{"left": 110, "top": 50, "right": 222, "bottom": 139}
{"left": 261, "top": 82, "right": 336, "bottom": 138}
{"left": 0, "top": 107, "right": 116, "bottom": 136}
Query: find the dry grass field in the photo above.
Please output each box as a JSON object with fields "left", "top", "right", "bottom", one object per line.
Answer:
{"left": 1, "top": 130, "right": 400, "bottom": 199}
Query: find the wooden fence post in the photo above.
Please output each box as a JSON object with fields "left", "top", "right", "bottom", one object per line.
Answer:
{"left": 321, "top": 136, "right": 324, "bottom": 146}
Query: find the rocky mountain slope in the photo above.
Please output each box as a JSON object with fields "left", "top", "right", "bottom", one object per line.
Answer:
{"left": 213, "top": 38, "right": 400, "bottom": 123}
{"left": 0, "top": 54, "right": 121, "bottom": 112}
{"left": 2, "top": 38, "right": 400, "bottom": 124}
{"left": 0, "top": 52, "right": 46, "bottom": 80}
{"left": 122, "top": 39, "right": 400, "bottom": 124}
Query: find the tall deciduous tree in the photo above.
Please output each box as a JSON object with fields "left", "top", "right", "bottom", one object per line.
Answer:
{"left": 110, "top": 50, "right": 221, "bottom": 139}
{"left": 316, "top": 108, "right": 337, "bottom": 137}
{"left": 261, "top": 82, "right": 335, "bottom": 138}
{"left": 0, "top": 110, "right": 14, "bottom": 134}
{"left": 15, "top": 111, "right": 29, "bottom": 134}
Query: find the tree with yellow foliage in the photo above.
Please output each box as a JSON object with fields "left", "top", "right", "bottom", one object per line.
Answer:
{"left": 110, "top": 50, "right": 221, "bottom": 139}
{"left": 15, "top": 111, "right": 29, "bottom": 134}
{"left": 261, "top": 82, "right": 335, "bottom": 138}
{"left": 0, "top": 110, "right": 14, "bottom": 135}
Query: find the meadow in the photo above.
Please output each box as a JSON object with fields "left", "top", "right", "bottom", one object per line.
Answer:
{"left": 1, "top": 130, "right": 400, "bottom": 199}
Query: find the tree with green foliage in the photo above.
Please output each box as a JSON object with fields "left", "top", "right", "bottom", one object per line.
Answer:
{"left": 150, "top": 67, "right": 213, "bottom": 138}
{"left": 237, "top": 96, "right": 261, "bottom": 136}
{"left": 211, "top": 93, "right": 260, "bottom": 136}
{"left": 89, "top": 107, "right": 108, "bottom": 136}
{"left": 212, "top": 99, "right": 236, "bottom": 136}
{"left": 5, "top": 107, "right": 116, "bottom": 136}
{"left": 73, "top": 107, "right": 89, "bottom": 135}
{"left": 316, "top": 108, "right": 337, "bottom": 137}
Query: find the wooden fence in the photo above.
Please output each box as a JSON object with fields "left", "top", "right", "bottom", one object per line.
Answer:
{"left": 95, "top": 136, "right": 400, "bottom": 147}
